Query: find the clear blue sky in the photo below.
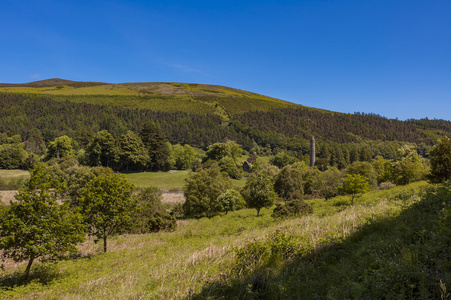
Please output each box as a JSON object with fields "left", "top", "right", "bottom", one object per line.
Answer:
{"left": 1, "top": 0, "right": 450, "bottom": 120}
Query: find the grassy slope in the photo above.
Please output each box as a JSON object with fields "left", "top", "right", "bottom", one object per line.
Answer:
{"left": 1, "top": 181, "right": 441, "bottom": 299}
{"left": 0, "top": 80, "right": 301, "bottom": 118}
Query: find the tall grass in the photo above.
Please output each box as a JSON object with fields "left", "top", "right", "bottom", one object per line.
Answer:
{"left": 1, "top": 181, "right": 442, "bottom": 299}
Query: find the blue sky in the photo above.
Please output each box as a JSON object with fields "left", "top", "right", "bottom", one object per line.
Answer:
{"left": 1, "top": 0, "right": 450, "bottom": 120}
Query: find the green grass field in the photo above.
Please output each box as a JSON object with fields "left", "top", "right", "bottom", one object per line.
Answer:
{"left": 2, "top": 181, "right": 447, "bottom": 299}
{"left": 122, "top": 170, "right": 246, "bottom": 190}
{"left": 122, "top": 170, "right": 190, "bottom": 190}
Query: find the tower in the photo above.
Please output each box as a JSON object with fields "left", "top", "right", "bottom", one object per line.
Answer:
{"left": 310, "top": 136, "right": 315, "bottom": 167}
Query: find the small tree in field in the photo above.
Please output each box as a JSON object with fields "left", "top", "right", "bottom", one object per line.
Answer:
{"left": 79, "top": 173, "right": 137, "bottom": 252}
{"left": 242, "top": 172, "right": 277, "bottom": 216}
{"left": 338, "top": 174, "right": 370, "bottom": 205}
{"left": 0, "top": 165, "right": 85, "bottom": 280}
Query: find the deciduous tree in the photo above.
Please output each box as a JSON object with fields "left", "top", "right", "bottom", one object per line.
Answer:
{"left": 338, "top": 174, "right": 370, "bottom": 205}
{"left": 45, "top": 135, "right": 75, "bottom": 160}
{"left": 79, "top": 173, "right": 136, "bottom": 252}
{"left": 183, "top": 164, "right": 232, "bottom": 217}
{"left": 85, "top": 130, "right": 118, "bottom": 168}
{"left": 311, "top": 167, "right": 342, "bottom": 200}
{"left": 242, "top": 172, "right": 277, "bottom": 216}
{"left": 0, "top": 165, "right": 85, "bottom": 280}
{"left": 274, "top": 165, "right": 304, "bottom": 201}
{"left": 118, "top": 131, "right": 149, "bottom": 171}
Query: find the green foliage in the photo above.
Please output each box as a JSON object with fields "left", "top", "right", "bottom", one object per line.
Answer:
{"left": 0, "top": 164, "right": 85, "bottom": 280}
{"left": 147, "top": 211, "right": 177, "bottom": 232}
{"left": 66, "top": 165, "right": 114, "bottom": 204}
{"left": 139, "top": 121, "right": 171, "bottom": 171}
{"left": 428, "top": 136, "right": 451, "bottom": 182}
{"left": 183, "top": 164, "right": 232, "bottom": 217}
{"left": 117, "top": 130, "right": 149, "bottom": 171}
{"left": 270, "top": 150, "right": 298, "bottom": 168}
{"left": 300, "top": 166, "right": 321, "bottom": 195}
{"left": 78, "top": 173, "right": 137, "bottom": 252}
{"left": 338, "top": 173, "right": 370, "bottom": 204}
{"left": 85, "top": 130, "right": 118, "bottom": 168}
{"left": 219, "top": 156, "right": 242, "bottom": 179}
{"left": 311, "top": 167, "right": 342, "bottom": 200}
{"left": 273, "top": 165, "right": 304, "bottom": 200}
{"left": 171, "top": 144, "right": 197, "bottom": 170}
{"left": 372, "top": 155, "right": 390, "bottom": 184}
{"left": 214, "top": 189, "right": 246, "bottom": 215}
{"left": 242, "top": 172, "right": 277, "bottom": 216}
{"left": 345, "top": 161, "right": 377, "bottom": 189}
{"left": 45, "top": 135, "right": 75, "bottom": 160}
{"left": 132, "top": 187, "right": 176, "bottom": 233}
{"left": 271, "top": 199, "right": 313, "bottom": 219}
{"left": 389, "top": 145, "right": 429, "bottom": 185}
{"left": 0, "top": 143, "right": 28, "bottom": 169}
{"left": 205, "top": 141, "right": 242, "bottom": 161}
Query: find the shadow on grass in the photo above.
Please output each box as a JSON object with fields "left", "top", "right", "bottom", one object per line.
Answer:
{"left": 190, "top": 184, "right": 451, "bottom": 299}
{"left": 0, "top": 252, "right": 94, "bottom": 290}
{"left": 0, "top": 262, "right": 61, "bottom": 289}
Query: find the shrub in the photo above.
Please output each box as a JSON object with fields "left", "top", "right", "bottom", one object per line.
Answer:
{"left": 131, "top": 187, "right": 177, "bottom": 233}
{"left": 271, "top": 199, "right": 313, "bottom": 219}
{"left": 147, "top": 211, "right": 177, "bottom": 232}
{"left": 378, "top": 181, "right": 396, "bottom": 190}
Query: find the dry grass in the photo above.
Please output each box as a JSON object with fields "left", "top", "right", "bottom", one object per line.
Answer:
{"left": 0, "top": 190, "right": 17, "bottom": 204}
{"left": 161, "top": 191, "right": 185, "bottom": 205}
{"left": 0, "top": 182, "right": 429, "bottom": 299}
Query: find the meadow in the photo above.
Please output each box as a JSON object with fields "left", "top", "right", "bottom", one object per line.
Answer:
{"left": 1, "top": 180, "right": 447, "bottom": 299}
{"left": 122, "top": 170, "right": 246, "bottom": 191}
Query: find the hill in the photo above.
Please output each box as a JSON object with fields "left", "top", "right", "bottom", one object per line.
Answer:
{"left": 1, "top": 79, "right": 450, "bottom": 163}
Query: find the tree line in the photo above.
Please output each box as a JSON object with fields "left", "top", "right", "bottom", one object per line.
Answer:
{"left": 1, "top": 92, "right": 450, "bottom": 169}
{"left": 0, "top": 135, "right": 449, "bottom": 282}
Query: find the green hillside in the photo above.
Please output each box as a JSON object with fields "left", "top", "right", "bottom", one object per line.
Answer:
{"left": 1, "top": 78, "right": 450, "bottom": 164}
{"left": 0, "top": 79, "right": 297, "bottom": 120}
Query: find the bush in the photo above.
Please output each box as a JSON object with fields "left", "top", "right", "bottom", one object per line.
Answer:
{"left": 271, "top": 199, "right": 313, "bottom": 219}
{"left": 378, "top": 181, "right": 396, "bottom": 190}
{"left": 147, "top": 211, "right": 177, "bottom": 232}
{"left": 131, "top": 187, "right": 177, "bottom": 233}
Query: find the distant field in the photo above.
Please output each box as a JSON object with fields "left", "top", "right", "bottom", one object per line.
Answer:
{"left": 122, "top": 170, "right": 190, "bottom": 190}
{"left": 123, "top": 170, "right": 246, "bottom": 190}
{"left": 0, "top": 169, "right": 29, "bottom": 179}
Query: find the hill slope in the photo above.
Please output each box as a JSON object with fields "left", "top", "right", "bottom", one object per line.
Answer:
{"left": 1, "top": 79, "right": 450, "bottom": 160}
